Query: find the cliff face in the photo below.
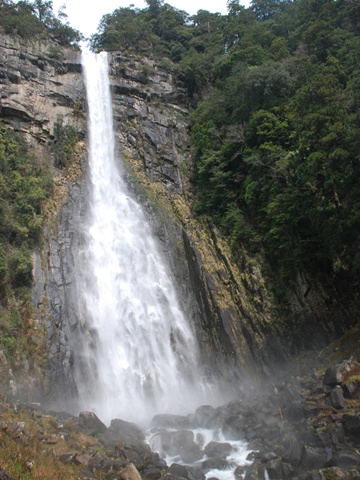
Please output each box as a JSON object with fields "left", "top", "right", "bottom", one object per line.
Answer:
{"left": 0, "top": 31, "right": 357, "bottom": 407}
{"left": 0, "top": 29, "right": 83, "bottom": 144}
{"left": 0, "top": 30, "right": 85, "bottom": 403}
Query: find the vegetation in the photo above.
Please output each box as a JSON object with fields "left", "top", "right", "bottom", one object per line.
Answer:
{"left": 92, "top": 0, "right": 360, "bottom": 292}
{"left": 0, "top": 0, "right": 82, "bottom": 46}
{"left": 53, "top": 115, "right": 80, "bottom": 169}
{"left": 0, "top": 124, "right": 52, "bottom": 356}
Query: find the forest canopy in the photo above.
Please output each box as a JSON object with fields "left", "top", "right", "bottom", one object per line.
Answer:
{"left": 0, "top": 0, "right": 82, "bottom": 45}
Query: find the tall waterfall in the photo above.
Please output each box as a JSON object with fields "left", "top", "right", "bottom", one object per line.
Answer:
{"left": 75, "top": 50, "right": 204, "bottom": 425}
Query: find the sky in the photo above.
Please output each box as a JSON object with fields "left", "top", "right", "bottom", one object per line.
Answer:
{"left": 51, "top": 0, "right": 252, "bottom": 38}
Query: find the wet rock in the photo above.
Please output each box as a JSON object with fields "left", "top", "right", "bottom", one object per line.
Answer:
{"left": 161, "top": 474, "right": 187, "bottom": 480}
{"left": 201, "top": 457, "right": 229, "bottom": 473}
{"left": 324, "top": 366, "right": 344, "bottom": 386}
{"left": 194, "top": 406, "right": 218, "bottom": 428}
{"left": 343, "top": 414, "right": 360, "bottom": 437}
{"left": 114, "top": 443, "right": 151, "bottom": 469}
{"left": 281, "top": 433, "right": 302, "bottom": 465}
{"left": 157, "top": 430, "right": 203, "bottom": 462}
{"left": 107, "top": 418, "right": 145, "bottom": 445}
{"left": 265, "top": 457, "right": 287, "bottom": 479}
{"left": 332, "top": 449, "right": 360, "bottom": 469}
{"left": 204, "top": 441, "right": 232, "bottom": 458}
{"left": 222, "top": 415, "right": 246, "bottom": 440}
{"left": 180, "top": 442, "right": 203, "bottom": 463}
{"left": 343, "top": 380, "right": 360, "bottom": 399}
{"left": 301, "top": 445, "right": 329, "bottom": 470}
{"left": 168, "top": 463, "right": 205, "bottom": 480}
{"left": 244, "top": 460, "right": 265, "bottom": 479}
{"left": 234, "top": 465, "right": 246, "bottom": 479}
{"left": 142, "top": 466, "right": 163, "bottom": 480}
{"left": 316, "top": 423, "right": 345, "bottom": 447}
{"left": 328, "top": 387, "right": 345, "bottom": 410}
{"left": 79, "top": 411, "right": 107, "bottom": 436}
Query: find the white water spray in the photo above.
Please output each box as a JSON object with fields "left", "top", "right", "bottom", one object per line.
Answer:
{"left": 75, "top": 50, "right": 204, "bottom": 424}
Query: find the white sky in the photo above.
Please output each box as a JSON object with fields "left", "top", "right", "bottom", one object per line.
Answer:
{"left": 51, "top": 0, "right": 252, "bottom": 37}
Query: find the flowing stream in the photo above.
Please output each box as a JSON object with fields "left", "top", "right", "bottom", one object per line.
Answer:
{"left": 75, "top": 50, "right": 204, "bottom": 425}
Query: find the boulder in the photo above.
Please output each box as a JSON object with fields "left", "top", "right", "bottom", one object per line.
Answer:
{"left": 194, "top": 406, "right": 218, "bottom": 428}
{"left": 332, "top": 449, "right": 360, "bottom": 469}
{"left": 141, "top": 467, "right": 163, "bottom": 480}
{"left": 79, "top": 411, "right": 107, "bottom": 436}
{"left": 161, "top": 475, "right": 187, "bottom": 480}
{"left": 201, "top": 457, "right": 229, "bottom": 473}
{"left": 168, "top": 463, "right": 205, "bottom": 480}
{"left": 324, "top": 365, "right": 344, "bottom": 386}
{"left": 107, "top": 418, "right": 145, "bottom": 445}
{"left": 342, "top": 380, "right": 360, "bottom": 399}
{"left": 301, "top": 446, "right": 328, "bottom": 470}
{"left": 158, "top": 430, "right": 203, "bottom": 462}
{"left": 222, "top": 415, "right": 245, "bottom": 440}
{"left": 281, "top": 434, "right": 302, "bottom": 465}
{"left": 328, "top": 387, "right": 345, "bottom": 410}
{"left": 343, "top": 414, "right": 360, "bottom": 437}
{"left": 204, "top": 441, "right": 232, "bottom": 459}
{"left": 234, "top": 465, "right": 246, "bottom": 479}
{"left": 117, "top": 463, "right": 142, "bottom": 480}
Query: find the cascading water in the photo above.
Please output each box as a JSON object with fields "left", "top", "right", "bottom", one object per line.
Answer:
{"left": 74, "top": 50, "right": 205, "bottom": 425}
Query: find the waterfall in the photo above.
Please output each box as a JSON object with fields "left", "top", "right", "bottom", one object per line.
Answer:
{"left": 74, "top": 50, "right": 204, "bottom": 425}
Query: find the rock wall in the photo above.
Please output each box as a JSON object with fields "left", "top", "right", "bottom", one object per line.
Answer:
{"left": 0, "top": 29, "right": 85, "bottom": 404}
{"left": 0, "top": 28, "right": 83, "bottom": 145}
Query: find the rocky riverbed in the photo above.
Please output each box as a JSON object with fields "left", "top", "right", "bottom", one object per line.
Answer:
{"left": 1, "top": 325, "right": 359, "bottom": 480}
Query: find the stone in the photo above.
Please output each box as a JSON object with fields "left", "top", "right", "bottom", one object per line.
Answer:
{"left": 244, "top": 460, "right": 265, "bottom": 480}
{"left": 161, "top": 475, "right": 187, "bottom": 480}
{"left": 324, "top": 366, "right": 344, "bottom": 385}
{"left": 332, "top": 449, "right": 360, "bottom": 469}
{"left": 117, "top": 463, "right": 142, "bottom": 480}
{"left": 168, "top": 463, "right": 205, "bottom": 480}
{"left": 107, "top": 418, "right": 145, "bottom": 445}
{"left": 204, "top": 441, "right": 232, "bottom": 459}
{"left": 79, "top": 411, "right": 107, "bottom": 436}
{"left": 158, "top": 430, "right": 202, "bottom": 462}
{"left": 59, "top": 453, "right": 77, "bottom": 464}
{"left": 201, "top": 457, "right": 229, "bottom": 472}
{"left": 234, "top": 465, "right": 246, "bottom": 479}
{"left": 301, "top": 445, "right": 328, "bottom": 470}
{"left": 343, "top": 414, "right": 360, "bottom": 437}
{"left": 265, "top": 457, "right": 286, "bottom": 479}
{"left": 194, "top": 405, "right": 218, "bottom": 428}
{"left": 281, "top": 434, "right": 302, "bottom": 465}
{"left": 74, "top": 453, "right": 91, "bottom": 466}
{"left": 328, "top": 387, "right": 345, "bottom": 410}
{"left": 141, "top": 467, "right": 163, "bottom": 480}
{"left": 343, "top": 380, "right": 360, "bottom": 399}
{"left": 222, "top": 415, "right": 246, "bottom": 440}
